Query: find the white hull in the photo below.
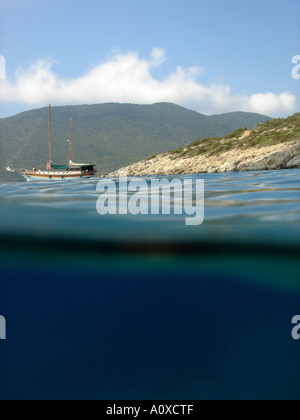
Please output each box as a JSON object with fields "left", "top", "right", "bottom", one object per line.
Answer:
{"left": 21, "top": 172, "right": 94, "bottom": 182}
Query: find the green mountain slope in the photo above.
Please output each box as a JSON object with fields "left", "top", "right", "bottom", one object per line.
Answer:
{"left": 0, "top": 103, "right": 271, "bottom": 181}
{"left": 167, "top": 112, "right": 300, "bottom": 159}
{"left": 108, "top": 113, "right": 300, "bottom": 177}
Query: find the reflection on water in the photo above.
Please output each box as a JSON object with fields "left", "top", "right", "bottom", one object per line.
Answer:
{"left": 0, "top": 169, "right": 299, "bottom": 400}
{"left": 0, "top": 169, "right": 300, "bottom": 246}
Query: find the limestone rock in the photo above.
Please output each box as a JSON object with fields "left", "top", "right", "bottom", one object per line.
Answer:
{"left": 106, "top": 140, "right": 300, "bottom": 177}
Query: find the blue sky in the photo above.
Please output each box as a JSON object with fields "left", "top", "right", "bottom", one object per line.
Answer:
{"left": 0, "top": 0, "right": 299, "bottom": 117}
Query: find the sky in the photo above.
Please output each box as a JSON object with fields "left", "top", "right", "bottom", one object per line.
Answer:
{"left": 0, "top": 0, "right": 299, "bottom": 118}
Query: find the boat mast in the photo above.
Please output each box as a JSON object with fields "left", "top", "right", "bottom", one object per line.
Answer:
{"left": 49, "top": 104, "right": 52, "bottom": 165}
{"left": 69, "top": 118, "right": 72, "bottom": 164}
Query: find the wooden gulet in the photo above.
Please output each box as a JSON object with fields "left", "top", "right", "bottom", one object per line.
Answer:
{"left": 6, "top": 105, "right": 97, "bottom": 181}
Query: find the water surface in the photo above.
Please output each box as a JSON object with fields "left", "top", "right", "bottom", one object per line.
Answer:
{"left": 0, "top": 170, "right": 299, "bottom": 400}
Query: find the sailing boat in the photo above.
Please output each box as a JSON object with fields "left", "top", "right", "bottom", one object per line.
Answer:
{"left": 7, "top": 105, "right": 97, "bottom": 181}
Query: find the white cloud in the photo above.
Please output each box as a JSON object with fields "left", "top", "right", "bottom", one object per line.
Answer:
{"left": 150, "top": 47, "right": 167, "bottom": 67}
{"left": 248, "top": 92, "right": 297, "bottom": 116}
{"left": 0, "top": 48, "right": 297, "bottom": 116}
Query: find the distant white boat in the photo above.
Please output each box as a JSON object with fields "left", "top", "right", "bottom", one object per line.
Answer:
{"left": 7, "top": 105, "right": 97, "bottom": 181}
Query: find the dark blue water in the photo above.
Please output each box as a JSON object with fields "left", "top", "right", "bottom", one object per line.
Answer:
{"left": 0, "top": 170, "right": 300, "bottom": 400}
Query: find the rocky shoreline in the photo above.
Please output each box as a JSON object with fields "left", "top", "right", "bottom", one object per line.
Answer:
{"left": 107, "top": 140, "right": 300, "bottom": 177}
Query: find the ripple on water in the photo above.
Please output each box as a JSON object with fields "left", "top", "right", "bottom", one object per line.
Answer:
{"left": 0, "top": 169, "right": 299, "bottom": 246}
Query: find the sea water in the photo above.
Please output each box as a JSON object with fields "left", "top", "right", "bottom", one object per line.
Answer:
{"left": 0, "top": 170, "right": 299, "bottom": 400}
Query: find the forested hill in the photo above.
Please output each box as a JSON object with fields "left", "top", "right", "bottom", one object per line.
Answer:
{"left": 0, "top": 102, "right": 271, "bottom": 181}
